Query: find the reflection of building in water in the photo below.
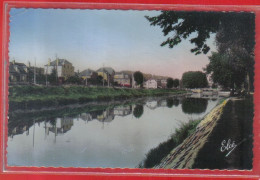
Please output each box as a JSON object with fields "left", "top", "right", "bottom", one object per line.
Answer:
{"left": 96, "top": 108, "right": 115, "bottom": 123}
{"left": 157, "top": 99, "right": 167, "bottom": 107}
{"left": 45, "top": 117, "right": 74, "bottom": 136}
{"left": 80, "top": 113, "right": 93, "bottom": 123}
{"left": 114, "top": 105, "right": 132, "bottom": 117}
{"left": 10, "top": 125, "right": 29, "bottom": 138}
{"left": 146, "top": 101, "right": 158, "bottom": 110}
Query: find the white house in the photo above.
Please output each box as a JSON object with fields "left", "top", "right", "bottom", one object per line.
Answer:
{"left": 44, "top": 58, "right": 74, "bottom": 80}
{"left": 144, "top": 79, "right": 157, "bottom": 89}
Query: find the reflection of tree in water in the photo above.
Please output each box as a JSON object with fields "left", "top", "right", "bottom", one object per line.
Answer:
{"left": 133, "top": 105, "right": 144, "bottom": 118}
{"left": 167, "top": 98, "right": 180, "bottom": 108}
{"left": 173, "top": 99, "right": 179, "bottom": 107}
{"left": 49, "top": 118, "right": 56, "bottom": 126}
{"left": 182, "top": 98, "right": 208, "bottom": 114}
{"left": 166, "top": 98, "right": 174, "bottom": 108}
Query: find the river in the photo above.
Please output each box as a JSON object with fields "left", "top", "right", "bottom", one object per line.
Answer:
{"left": 7, "top": 96, "right": 218, "bottom": 168}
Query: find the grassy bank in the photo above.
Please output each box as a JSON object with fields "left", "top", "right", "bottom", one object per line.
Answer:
{"left": 140, "top": 98, "right": 226, "bottom": 168}
{"left": 139, "top": 119, "right": 201, "bottom": 168}
{"left": 9, "top": 85, "right": 186, "bottom": 110}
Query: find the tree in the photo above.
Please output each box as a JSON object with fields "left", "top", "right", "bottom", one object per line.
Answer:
{"left": 146, "top": 11, "right": 255, "bottom": 92}
{"left": 27, "top": 69, "right": 34, "bottom": 83}
{"left": 182, "top": 71, "right": 208, "bottom": 88}
{"left": 206, "top": 52, "right": 245, "bottom": 91}
{"left": 145, "top": 12, "right": 254, "bottom": 55}
{"left": 166, "top": 78, "right": 174, "bottom": 88}
{"left": 48, "top": 68, "right": 57, "bottom": 85}
{"left": 65, "top": 75, "right": 82, "bottom": 85}
{"left": 134, "top": 71, "right": 144, "bottom": 87}
{"left": 89, "top": 75, "right": 103, "bottom": 86}
{"left": 173, "top": 79, "right": 179, "bottom": 88}
{"left": 36, "top": 74, "right": 46, "bottom": 85}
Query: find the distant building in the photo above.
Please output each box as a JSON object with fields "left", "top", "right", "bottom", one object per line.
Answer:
{"left": 79, "top": 69, "right": 97, "bottom": 79}
{"left": 79, "top": 69, "right": 98, "bottom": 85}
{"left": 9, "top": 60, "right": 28, "bottom": 83}
{"left": 160, "top": 79, "right": 167, "bottom": 88}
{"left": 96, "top": 67, "right": 115, "bottom": 85}
{"left": 114, "top": 72, "right": 131, "bottom": 87}
{"left": 44, "top": 59, "right": 74, "bottom": 80}
{"left": 144, "top": 79, "right": 157, "bottom": 89}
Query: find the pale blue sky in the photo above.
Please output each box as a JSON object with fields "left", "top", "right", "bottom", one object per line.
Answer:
{"left": 9, "top": 8, "right": 216, "bottom": 78}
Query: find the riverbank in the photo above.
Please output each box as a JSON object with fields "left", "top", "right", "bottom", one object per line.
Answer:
{"left": 139, "top": 98, "right": 228, "bottom": 169}
{"left": 9, "top": 85, "right": 187, "bottom": 110}
{"left": 192, "top": 96, "right": 253, "bottom": 169}
{"left": 154, "top": 98, "right": 229, "bottom": 169}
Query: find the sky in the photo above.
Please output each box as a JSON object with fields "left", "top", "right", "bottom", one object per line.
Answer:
{"left": 9, "top": 8, "right": 216, "bottom": 79}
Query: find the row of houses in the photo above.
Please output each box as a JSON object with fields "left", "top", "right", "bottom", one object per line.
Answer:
{"left": 9, "top": 58, "right": 170, "bottom": 88}
{"left": 9, "top": 60, "right": 45, "bottom": 84}
{"left": 79, "top": 66, "right": 167, "bottom": 88}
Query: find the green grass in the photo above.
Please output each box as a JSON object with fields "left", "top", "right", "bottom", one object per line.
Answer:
{"left": 9, "top": 85, "right": 186, "bottom": 110}
{"left": 139, "top": 119, "right": 201, "bottom": 168}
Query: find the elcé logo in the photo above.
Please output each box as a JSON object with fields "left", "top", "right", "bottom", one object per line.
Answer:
{"left": 220, "top": 139, "right": 237, "bottom": 157}
{"left": 220, "top": 138, "right": 247, "bottom": 157}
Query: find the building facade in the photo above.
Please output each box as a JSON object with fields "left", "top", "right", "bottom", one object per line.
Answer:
{"left": 9, "top": 60, "right": 28, "bottom": 83}
{"left": 45, "top": 59, "right": 74, "bottom": 80}
{"left": 114, "top": 72, "right": 131, "bottom": 87}
{"left": 96, "top": 67, "right": 115, "bottom": 85}
{"left": 144, "top": 79, "right": 158, "bottom": 89}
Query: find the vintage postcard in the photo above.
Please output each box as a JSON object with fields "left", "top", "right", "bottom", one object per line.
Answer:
{"left": 6, "top": 8, "right": 254, "bottom": 170}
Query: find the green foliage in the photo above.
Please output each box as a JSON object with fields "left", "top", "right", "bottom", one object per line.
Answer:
{"left": 141, "top": 119, "right": 201, "bottom": 168}
{"left": 65, "top": 75, "right": 82, "bottom": 85}
{"left": 206, "top": 52, "right": 245, "bottom": 89}
{"left": 48, "top": 68, "right": 57, "bottom": 85}
{"left": 133, "top": 105, "right": 144, "bottom": 118}
{"left": 182, "top": 98, "right": 208, "bottom": 114}
{"left": 9, "top": 86, "right": 186, "bottom": 110}
{"left": 182, "top": 71, "right": 208, "bottom": 88}
{"left": 134, "top": 71, "right": 144, "bottom": 86}
{"left": 145, "top": 11, "right": 254, "bottom": 55}
{"left": 36, "top": 74, "right": 46, "bottom": 85}
{"left": 173, "top": 79, "right": 179, "bottom": 88}
{"left": 166, "top": 78, "right": 174, "bottom": 88}
{"left": 146, "top": 11, "right": 255, "bottom": 92}
{"left": 27, "top": 69, "right": 34, "bottom": 83}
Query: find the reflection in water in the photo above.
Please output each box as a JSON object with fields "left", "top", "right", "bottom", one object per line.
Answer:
{"left": 133, "top": 105, "right": 144, "bottom": 118}
{"left": 166, "top": 98, "right": 174, "bottom": 108}
{"left": 114, "top": 105, "right": 132, "bottom": 117}
{"left": 182, "top": 98, "right": 208, "bottom": 114}
{"left": 45, "top": 117, "right": 74, "bottom": 136}
{"left": 8, "top": 97, "right": 218, "bottom": 168}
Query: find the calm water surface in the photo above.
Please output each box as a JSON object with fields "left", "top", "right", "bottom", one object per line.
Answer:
{"left": 7, "top": 97, "right": 218, "bottom": 168}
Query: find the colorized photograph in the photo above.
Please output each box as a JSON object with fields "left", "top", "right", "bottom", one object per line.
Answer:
{"left": 7, "top": 9, "right": 254, "bottom": 169}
